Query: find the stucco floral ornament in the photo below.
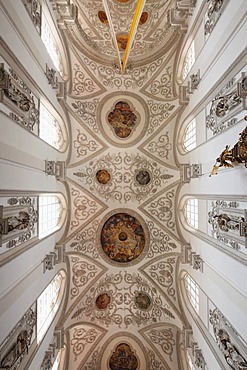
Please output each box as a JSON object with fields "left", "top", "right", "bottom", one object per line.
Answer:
{"left": 73, "top": 130, "right": 99, "bottom": 157}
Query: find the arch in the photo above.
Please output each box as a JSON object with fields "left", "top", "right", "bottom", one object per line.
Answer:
{"left": 37, "top": 270, "right": 66, "bottom": 343}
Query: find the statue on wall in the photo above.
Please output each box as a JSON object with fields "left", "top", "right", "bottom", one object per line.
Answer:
{"left": 1, "top": 330, "right": 31, "bottom": 369}
{"left": 209, "top": 308, "right": 247, "bottom": 370}
{"left": 210, "top": 126, "right": 247, "bottom": 175}
{"left": 212, "top": 213, "right": 244, "bottom": 232}
{"left": 217, "top": 329, "right": 247, "bottom": 370}
{"left": 7, "top": 212, "right": 30, "bottom": 233}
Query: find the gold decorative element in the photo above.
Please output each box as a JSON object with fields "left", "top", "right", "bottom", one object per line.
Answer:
{"left": 210, "top": 127, "right": 247, "bottom": 175}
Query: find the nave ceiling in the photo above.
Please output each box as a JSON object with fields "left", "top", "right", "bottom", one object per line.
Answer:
{"left": 54, "top": 0, "right": 194, "bottom": 368}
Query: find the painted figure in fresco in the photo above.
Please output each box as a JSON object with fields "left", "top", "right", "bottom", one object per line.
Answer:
{"left": 7, "top": 211, "right": 30, "bottom": 233}
{"left": 116, "top": 34, "right": 128, "bottom": 51}
{"left": 96, "top": 169, "right": 111, "bottom": 185}
{"left": 1, "top": 330, "right": 31, "bottom": 369}
{"left": 96, "top": 293, "right": 111, "bottom": 310}
{"left": 135, "top": 170, "right": 151, "bottom": 186}
{"left": 135, "top": 292, "right": 151, "bottom": 310}
{"left": 101, "top": 213, "right": 145, "bottom": 263}
{"left": 98, "top": 11, "right": 108, "bottom": 24}
{"left": 139, "top": 12, "right": 148, "bottom": 25}
{"left": 109, "top": 343, "right": 138, "bottom": 370}
{"left": 107, "top": 101, "right": 138, "bottom": 139}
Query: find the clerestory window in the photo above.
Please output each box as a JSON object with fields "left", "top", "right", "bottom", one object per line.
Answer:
{"left": 185, "top": 274, "right": 199, "bottom": 313}
{"left": 183, "top": 119, "right": 196, "bottom": 152}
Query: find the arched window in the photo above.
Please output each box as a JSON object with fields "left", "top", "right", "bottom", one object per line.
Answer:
{"left": 38, "top": 195, "right": 66, "bottom": 238}
{"left": 39, "top": 103, "right": 66, "bottom": 151}
{"left": 182, "top": 41, "right": 195, "bottom": 81}
{"left": 183, "top": 119, "right": 196, "bottom": 152}
{"left": 37, "top": 271, "right": 66, "bottom": 343}
{"left": 184, "top": 198, "right": 198, "bottom": 229}
{"left": 41, "top": 13, "right": 62, "bottom": 73}
{"left": 184, "top": 273, "right": 199, "bottom": 313}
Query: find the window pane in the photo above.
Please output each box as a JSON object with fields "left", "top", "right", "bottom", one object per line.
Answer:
{"left": 41, "top": 14, "right": 61, "bottom": 72}
{"left": 39, "top": 103, "right": 64, "bottom": 150}
{"left": 39, "top": 195, "right": 62, "bottom": 237}
{"left": 37, "top": 272, "right": 64, "bottom": 343}
{"left": 185, "top": 274, "right": 199, "bottom": 313}
{"left": 183, "top": 119, "right": 196, "bottom": 152}
{"left": 185, "top": 199, "right": 198, "bottom": 229}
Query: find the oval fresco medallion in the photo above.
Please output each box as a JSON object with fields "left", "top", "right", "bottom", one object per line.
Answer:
{"left": 107, "top": 101, "right": 138, "bottom": 139}
{"left": 96, "top": 169, "right": 111, "bottom": 184}
{"left": 139, "top": 12, "right": 149, "bottom": 25}
{"left": 100, "top": 212, "right": 146, "bottom": 263}
{"left": 96, "top": 292, "right": 111, "bottom": 310}
{"left": 98, "top": 93, "right": 149, "bottom": 148}
{"left": 135, "top": 292, "right": 151, "bottom": 310}
{"left": 109, "top": 343, "right": 138, "bottom": 370}
{"left": 98, "top": 10, "right": 108, "bottom": 24}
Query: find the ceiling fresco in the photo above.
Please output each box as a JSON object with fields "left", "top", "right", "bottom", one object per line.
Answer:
{"left": 54, "top": 0, "right": 196, "bottom": 368}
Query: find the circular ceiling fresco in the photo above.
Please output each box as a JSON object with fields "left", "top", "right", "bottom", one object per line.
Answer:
{"left": 99, "top": 210, "right": 149, "bottom": 265}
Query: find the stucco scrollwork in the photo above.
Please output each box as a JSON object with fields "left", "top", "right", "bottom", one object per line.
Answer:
{"left": 82, "top": 56, "right": 164, "bottom": 90}
{"left": 147, "top": 328, "right": 175, "bottom": 361}
{"left": 149, "top": 258, "right": 176, "bottom": 300}
{"left": 146, "top": 132, "right": 172, "bottom": 159}
{"left": 71, "top": 271, "right": 175, "bottom": 328}
{"left": 71, "top": 257, "right": 98, "bottom": 299}
{"left": 72, "top": 63, "right": 96, "bottom": 95}
{"left": 149, "top": 67, "right": 173, "bottom": 98}
{"left": 73, "top": 130, "right": 99, "bottom": 157}
{"left": 148, "top": 190, "right": 175, "bottom": 230}
{"left": 69, "top": 220, "right": 100, "bottom": 258}
{"left": 147, "top": 101, "right": 175, "bottom": 134}
{"left": 123, "top": 153, "right": 173, "bottom": 203}
{"left": 83, "top": 348, "right": 100, "bottom": 370}
{"left": 74, "top": 153, "right": 173, "bottom": 203}
{"left": 147, "top": 221, "right": 177, "bottom": 258}
{"left": 70, "top": 188, "right": 98, "bottom": 230}
{"left": 74, "top": 153, "right": 123, "bottom": 202}
{"left": 71, "top": 99, "right": 99, "bottom": 133}
{"left": 71, "top": 328, "right": 99, "bottom": 361}
{"left": 146, "top": 348, "right": 166, "bottom": 370}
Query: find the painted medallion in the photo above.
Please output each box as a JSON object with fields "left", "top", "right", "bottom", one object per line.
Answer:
{"left": 109, "top": 343, "right": 138, "bottom": 370}
{"left": 107, "top": 101, "right": 138, "bottom": 139}
{"left": 116, "top": 34, "right": 129, "bottom": 51}
{"left": 135, "top": 292, "right": 151, "bottom": 310}
{"left": 96, "top": 169, "right": 111, "bottom": 184}
{"left": 135, "top": 170, "right": 151, "bottom": 186}
{"left": 101, "top": 213, "right": 145, "bottom": 263}
{"left": 98, "top": 11, "right": 108, "bottom": 24}
{"left": 96, "top": 293, "right": 111, "bottom": 310}
{"left": 139, "top": 12, "right": 148, "bottom": 25}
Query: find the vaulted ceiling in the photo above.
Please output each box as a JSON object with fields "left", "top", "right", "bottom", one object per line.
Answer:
{"left": 56, "top": 0, "right": 193, "bottom": 368}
